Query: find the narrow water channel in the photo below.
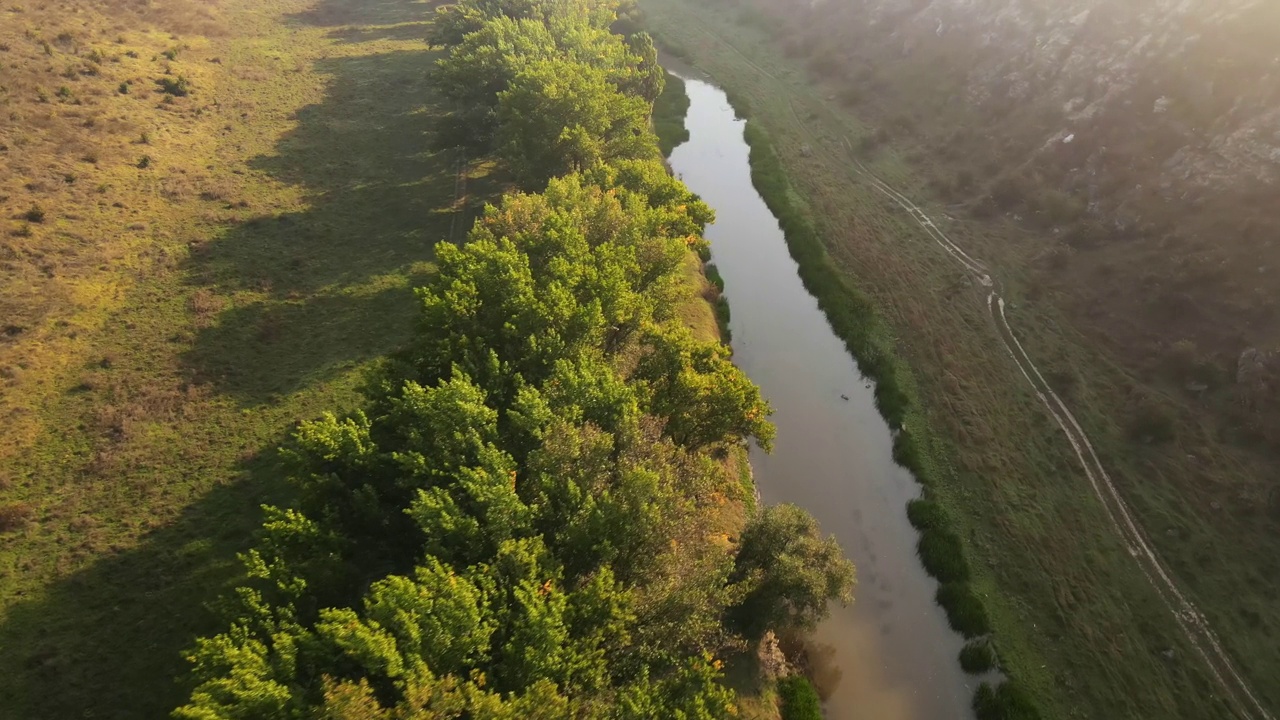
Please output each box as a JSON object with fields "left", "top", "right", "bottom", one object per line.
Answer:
{"left": 667, "top": 76, "right": 976, "bottom": 720}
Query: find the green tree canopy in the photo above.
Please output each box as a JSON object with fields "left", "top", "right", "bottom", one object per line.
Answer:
{"left": 727, "top": 504, "right": 856, "bottom": 641}
{"left": 174, "top": 2, "right": 852, "bottom": 716}
{"left": 497, "top": 58, "right": 655, "bottom": 188}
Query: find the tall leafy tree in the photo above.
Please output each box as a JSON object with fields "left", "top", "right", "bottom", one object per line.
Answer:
{"left": 727, "top": 504, "right": 855, "bottom": 641}
{"left": 497, "top": 58, "right": 654, "bottom": 188}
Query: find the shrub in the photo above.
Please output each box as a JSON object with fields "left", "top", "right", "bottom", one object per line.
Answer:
{"left": 905, "top": 498, "right": 944, "bottom": 530}
{"left": 118, "top": 81, "right": 129, "bottom": 94}
{"left": 705, "top": 263, "right": 725, "bottom": 293}
{"left": 917, "top": 528, "right": 969, "bottom": 583}
{"left": 837, "top": 85, "right": 861, "bottom": 107}
{"left": 777, "top": 676, "right": 822, "bottom": 720}
{"left": 162, "top": 47, "right": 179, "bottom": 61}
{"left": 23, "top": 205, "right": 46, "bottom": 223}
{"left": 0, "top": 502, "right": 35, "bottom": 532}
{"left": 937, "top": 582, "right": 991, "bottom": 637}
{"left": 892, "top": 427, "right": 924, "bottom": 474}
{"left": 137, "top": 155, "right": 152, "bottom": 169}
{"left": 156, "top": 75, "right": 190, "bottom": 97}
{"left": 715, "top": 297, "right": 732, "bottom": 341}
{"left": 959, "top": 640, "right": 996, "bottom": 673}
{"left": 56, "top": 85, "right": 72, "bottom": 99}
{"left": 1127, "top": 398, "right": 1175, "bottom": 444}
{"left": 974, "top": 680, "right": 1042, "bottom": 720}
{"left": 989, "top": 175, "right": 1025, "bottom": 210}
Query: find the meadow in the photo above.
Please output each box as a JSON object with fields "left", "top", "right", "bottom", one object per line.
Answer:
{"left": 0, "top": 0, "right": 482, "bottom": 715}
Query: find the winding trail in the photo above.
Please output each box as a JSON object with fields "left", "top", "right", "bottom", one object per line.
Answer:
{"left": 686, "top": 22, "right": 1274, "bottom": 720}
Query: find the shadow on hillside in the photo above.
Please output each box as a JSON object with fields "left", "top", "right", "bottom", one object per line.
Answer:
{"left": 181, "top": 47, "right": 467, "bottom": 406}
{"left": 0, "top": 33, "right": 471, "bottom": 720}
{"left": 0, "top": 451, "right": 292, "bottom": 719}
{"left": 288, "top": 0, "right": 443, "bottom": 29}
{"left": 327, "top": 20, "right": 432, "bottom": 45}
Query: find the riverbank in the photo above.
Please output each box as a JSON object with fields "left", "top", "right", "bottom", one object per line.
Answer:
{"left": 639, "top": 1, "right": 1260, "bottom": 718}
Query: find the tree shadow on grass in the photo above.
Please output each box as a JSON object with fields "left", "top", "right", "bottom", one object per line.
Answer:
{"left": 326, "top": 20, "right": 433, "bottom": 45}
{"left": 288, "top": 0, "right": 443, "bottom": 29}
{"left": 182, "top": 47, "right": 477, "bottom": 406}
{"left": 0, "top": 451, "right": 293, "bottom": 719}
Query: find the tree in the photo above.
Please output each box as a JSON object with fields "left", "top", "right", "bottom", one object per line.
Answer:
{"left": 636, "top": 326, "right": 776, "bottom": 451}
{"left": 497, "top": 58, "right": 654, "bottom": 187}
{"left": 727, "top": 504, "right": 855, "bottom": 640}
{"left": 622, "top": 32, "right": 664, "bottom": 104}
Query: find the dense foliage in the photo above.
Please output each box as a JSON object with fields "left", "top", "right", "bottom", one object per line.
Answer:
{"left": 776, "top": 676, "right": 822, "bottom": 720}
{"left": 173, "top": 1, "right": 851, "bottom": 717}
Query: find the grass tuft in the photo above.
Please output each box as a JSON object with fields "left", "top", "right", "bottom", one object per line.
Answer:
{"left": 905, "top": 498, "right": 944, "bottom": 530}
{"left": 917, "top": 527, "right": 969, "bottom": 583}
{"left": 974, "top": 680, "right": 1043, "bottom": 720}
{"left": 937, "top": 582, "right": 992, "bottom": 637}
{"left": 960, "top": 639, "right": 997, "bottom": 673}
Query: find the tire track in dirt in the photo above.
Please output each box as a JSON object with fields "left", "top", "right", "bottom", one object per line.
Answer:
{"left": 686, "top": 21, "right": 1274, "bottom": 720}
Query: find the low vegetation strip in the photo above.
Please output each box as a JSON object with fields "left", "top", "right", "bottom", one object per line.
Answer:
{"left": 172, "top": 1, "right": 853, "bottom": 717}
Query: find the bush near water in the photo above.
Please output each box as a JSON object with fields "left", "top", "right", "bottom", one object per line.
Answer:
{"left": 171, "top": 1, "right": 852, "bottom": 717}
{"left": 777, "top": 675, "right": 823, "bottom": 720}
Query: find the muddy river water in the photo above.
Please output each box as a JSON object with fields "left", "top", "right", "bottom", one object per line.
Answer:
{"left": 667, "top": 75, "right": 976, "bottom": 720}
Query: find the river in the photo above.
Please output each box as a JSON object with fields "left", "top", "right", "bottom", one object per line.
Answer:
{"left": 666, "top": 75, "right": 976, "bottom": 720}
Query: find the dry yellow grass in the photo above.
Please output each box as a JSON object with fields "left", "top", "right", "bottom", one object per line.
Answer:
{"left": 1, "top": 0, "right": 464, "bottom": 716}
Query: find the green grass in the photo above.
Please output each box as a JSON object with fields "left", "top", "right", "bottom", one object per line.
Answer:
{"left": 0, "top": 1, "right": 485, "bottom": 717}
{"left": 776, "top": 675, "right": 822, "bottom": 720}
{"left": 638, "top": 0, "right": 1255, "bottom": 718}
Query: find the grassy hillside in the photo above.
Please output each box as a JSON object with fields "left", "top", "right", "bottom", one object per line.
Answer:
{"left": 0, "top": 0, "right": 488, "bottom": 716}
{"left": 638, "top": 0, "right": 1280, "bottom": 717}
{"left": 1, "top": 2, "right": 766, "bottom": 717}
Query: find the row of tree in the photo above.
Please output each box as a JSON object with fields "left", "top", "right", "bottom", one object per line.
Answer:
{"left": 174, "top": 1, "right": 852, "bottom": 717}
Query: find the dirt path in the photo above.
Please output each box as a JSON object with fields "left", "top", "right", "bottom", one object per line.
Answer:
{"left": 691, "top": 23, "right": 1274, "bottom": 720}
{"left": 841, "top": 144, "right": 1271, "bottom": 720}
